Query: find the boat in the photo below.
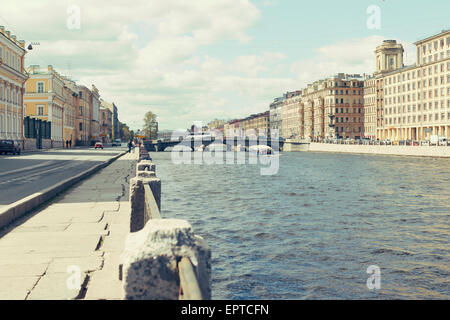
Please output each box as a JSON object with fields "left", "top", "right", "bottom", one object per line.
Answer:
{"left": 248, "top": 145, "right": 274, "bottom": 155}
{"left": 282, "top": 138, "right": 310, "bottom": 152}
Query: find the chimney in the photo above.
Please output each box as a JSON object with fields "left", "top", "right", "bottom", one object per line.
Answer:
{"left": 48, "top": 65, "right": 53, "bottom": 72}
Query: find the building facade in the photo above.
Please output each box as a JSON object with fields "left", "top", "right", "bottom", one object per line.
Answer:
{"left": 90, "top": 85, "right": 100, "bottom": 144}
{"left": 245, "top": 111, "right": 269, "bottom": 136}
{"left": 301, "top": 73, "right": 365, "bottom": 140}
{"left": 62, "top": 78, "right": 77, "bottom": 147}
{"left": 281, "top": 91, "right": 302, "bottom": 139}
{"left": 269, "top": 96, "right": 285, "bottom": 137}
{"left": 100, "top": 99, "right": 118, "bottom": 141}
{"left": 0, "top": 26, "right": 27, "bottom": 147}
{"left": 207, "top": 119, "right": 226, "bottom": 130}
{"left": 76, "top": 85, "right": 91, "bottom": 145}
{"left": 375, "top": 30, "right": 450, "bottom": 140}
{"left": 99, "top": 106, "right": 112, "bottom": 143}
{"left": 24, "top": 65, "right": 66, "bottom": 148}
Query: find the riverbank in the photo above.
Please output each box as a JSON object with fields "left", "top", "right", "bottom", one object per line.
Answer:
{"left": 308, "top": 143, "right": 450, "bottom": 158}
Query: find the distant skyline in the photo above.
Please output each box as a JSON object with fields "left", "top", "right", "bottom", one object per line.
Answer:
{"left": 1, "top": 0, "right": 449, "bottom": 130}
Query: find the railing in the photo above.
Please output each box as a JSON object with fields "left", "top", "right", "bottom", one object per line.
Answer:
{"left": 144, "top": 184, "right": 161, "bottom": 220}
{"left": 178, "top": 257, "right": 203, "bottom": 300}
{"left": 139, "top": 149, "right": 204, "bottom": 300}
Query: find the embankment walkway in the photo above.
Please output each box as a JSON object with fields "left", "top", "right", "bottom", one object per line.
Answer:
{"left": 0, "top": 151, "right": 139, "bottom": 300}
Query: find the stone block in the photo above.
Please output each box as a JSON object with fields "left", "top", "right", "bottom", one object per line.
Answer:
{"left": 122, "top": 219, "right": 211, "bottom": 300}
{"left": 137, "top": 160, "right": 156, "bottom": 173}
{"left": 129, "top": 176, "right": 161, "bottom": 232}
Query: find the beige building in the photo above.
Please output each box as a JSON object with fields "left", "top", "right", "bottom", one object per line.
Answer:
{"left": 0, "top": 26, "right": 27, "bottom": 146}
{"left": 281, "top": 91, "right": 302, "bottom": 138}
{"left": 301, "top": 73, "right": 365, "bottom": 140}
{"left": 363, "top": 76, "right": 384, "bottom": 140}
{"left": 100, "top": 106, "right": 112, "bottom": 143}
{"left": 207, "top": 119, "right": 226, "bottom": 130}
{"left": 76, "top": 85, "right": 91, "bottom": 145}
{"left": 376, "top": 30, "right": 450, "bottom": 140}
{"left": 24, "top": 65, "right": 67, "bottom": 148}
{"left": 240, "top": 111, "right": 269, "bottom": 136}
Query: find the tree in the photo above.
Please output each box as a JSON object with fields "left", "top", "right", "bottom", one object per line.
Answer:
{"left": 119, "top": 121, "right": 132, "bottom": 142}
{"left": 143, "top": 111, "right": 158, "bottom": 140}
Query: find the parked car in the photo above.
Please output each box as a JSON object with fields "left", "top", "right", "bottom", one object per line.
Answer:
{"left": 438, "top": 137, "right": 449, "bottom": 146}
{"left": 412, "top": 140, "right": 420, "bottom": 146}
{"left": 112, "top": 139, "right": 121, "bottom": 147}
{"left": 0, "top": 139, "right": 21, "bottom": 155}
{"left": 421, "top": 140, "right": 430, "bottom": 146}
{"left": 381, "top": 139, "right": 392, "bottom": 145}
{"left": 94, "top": 142, "right": 104, "bottom": 149}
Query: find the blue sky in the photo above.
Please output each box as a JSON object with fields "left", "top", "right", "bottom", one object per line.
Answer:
{"left": 2, "top": 0, "right": 449, "bottom": 130}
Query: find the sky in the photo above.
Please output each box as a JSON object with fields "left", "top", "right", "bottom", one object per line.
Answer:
{"left": 1, "top": 0, "right": 449, "bottom": 131}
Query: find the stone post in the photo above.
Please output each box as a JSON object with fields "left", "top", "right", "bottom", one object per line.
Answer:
{"left": 122, "top": 219, "right": 211, "bottom": 300}
{"left": 129, "top": 175, "right": 161, "bottom": 232}
{"left": 139, "top": 146, "right": 151, "bottom": 161}
{"left": 137, "top": 160, "right": 156, "bottom": 173}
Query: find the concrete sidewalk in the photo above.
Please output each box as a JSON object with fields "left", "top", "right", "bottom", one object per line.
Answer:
{"left": 0, "top": 151, "right": 138, "bottom": 300}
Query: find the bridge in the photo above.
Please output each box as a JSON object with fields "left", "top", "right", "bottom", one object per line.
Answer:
{"left": 144, "top": 136, "right": 285, "bottom": 152}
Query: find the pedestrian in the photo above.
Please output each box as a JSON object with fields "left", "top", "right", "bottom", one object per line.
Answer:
{"left": 69, "top": 139, "right": 72, "bottom": 149}
{"left": 66, "top": 140, "right": 69, "bottom": 149}
{"left": 128, "top": 140, "right": 132, "bottom": 153}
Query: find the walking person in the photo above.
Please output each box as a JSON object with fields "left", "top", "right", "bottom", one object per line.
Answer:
{"left": 128, "top": 140, "right": 132, "bottom": 153}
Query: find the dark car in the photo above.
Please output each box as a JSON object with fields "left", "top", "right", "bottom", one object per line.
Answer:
{"left": 0, "top": 140, "right": 21, "bottom": 155}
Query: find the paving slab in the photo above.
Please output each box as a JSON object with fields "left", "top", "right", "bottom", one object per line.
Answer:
{"left": 26, "top": 273, "right": 88, "bottom": 300}
{"left": 0, "top": 151, "right": 138, "bottom": 300}
{"left": 0, "top": 263, "right": 48, "bottom": 277}
{"left": 0, "top": 276, "right": 40, "bottom": 300}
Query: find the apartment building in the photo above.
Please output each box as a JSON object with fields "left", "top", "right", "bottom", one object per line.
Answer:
{"left": 90, "top": 85, "right": 100, "bottom": 143}
{"left": 281, "top": 91, "right": 302, "bottom": 139}
{"left": 24, "top": 65, "right": 66, "bottom": 148}
{"left": 301, "top": 73, "right": 365, "bottom": 140}
{"left": 269, "top": 96, "right": 285, "bottom": 137}
{"left": 378, "top": 30, "right": 450, "bottom": 140}
{"left": 240, "top": 111, "right": 270, "bottom": 137}
{"left": 77, "top": 85, "right": 91, "bottom": 145}
{"left": 0, "top": 26, "right": 27, "bottom": 146}
{"left": 62, "top": 78, "right": 77, "bottom": 146}
{"left": 99, "top": 105, "right": 112, "bottom": 143}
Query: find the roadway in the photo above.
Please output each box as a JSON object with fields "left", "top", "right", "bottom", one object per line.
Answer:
{"left": 0, "top": 146, "right": 128, "bottom": 207}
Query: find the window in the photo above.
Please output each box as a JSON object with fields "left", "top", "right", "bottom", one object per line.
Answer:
{"left": 37, "top": 105, "right": 44, "bottom": 116}
{"left": 79, "top": 123, "right": 83, "bottom": 131}
{"left": 37, "top": 82, "right": 44, "bottom": 93}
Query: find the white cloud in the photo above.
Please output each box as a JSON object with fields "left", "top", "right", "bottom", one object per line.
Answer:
{"left": 291, "top": 35, "right": 416, "bottom": 87}
{"left": 234, "top": 52, "right": 286, "bottom": 77}
{"left": 1, "top": 1, "right": 420, "bottom": 131}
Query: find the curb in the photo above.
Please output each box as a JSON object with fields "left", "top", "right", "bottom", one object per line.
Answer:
{"left": 0, "top": 151, "right": 127, "bottom": 230}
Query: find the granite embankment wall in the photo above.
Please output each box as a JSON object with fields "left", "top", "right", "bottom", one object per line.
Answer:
{"left": 309, "top": 143, "right": 450, "bottom": 158}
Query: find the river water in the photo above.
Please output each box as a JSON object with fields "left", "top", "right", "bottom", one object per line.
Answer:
{"left": 150, "top": 151, "right": 450, "bottom": 299}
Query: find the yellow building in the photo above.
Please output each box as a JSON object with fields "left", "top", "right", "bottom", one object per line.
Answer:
{"left": 281, "top": 91, "right": 302, "bottom": 139}
{"left": 24, "top": 65, "right": 66, "bottom": 148}
{"left": 0, "top": 26, "right": 27, "bottom": 147}
{"left": 76, "top": 85, "right": 91, "bottom": 145}
{"left": 99, "top": 106, "right": 112, "bottom": 143}
{"left": 62, "top": 78, "right": 77, "bottom": 147}
{"left": 240, "top": 111, "right": 270, "bottom": 136}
